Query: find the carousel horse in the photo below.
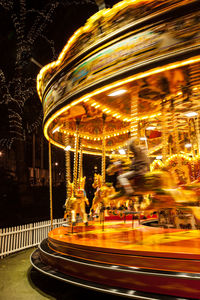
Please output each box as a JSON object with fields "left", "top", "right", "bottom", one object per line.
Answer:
{"left": 90, "top": 173, "right": 116, "bottom": 216}
{"left": 106, "top": 158, "right": 200, "bottom": 222}
{"left": 64, "top": 177, "right": 89, "bottom": 225}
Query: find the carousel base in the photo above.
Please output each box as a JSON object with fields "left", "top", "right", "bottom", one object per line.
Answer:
{"left": 31, "top": 220, "right": 200, "bottom": 299}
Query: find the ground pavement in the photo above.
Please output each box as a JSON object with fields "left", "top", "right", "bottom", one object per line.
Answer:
{"left": 0, "top": 247, "right": 119, "bottom": 300}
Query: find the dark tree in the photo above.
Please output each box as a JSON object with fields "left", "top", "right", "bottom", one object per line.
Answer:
{"left": 0, "top": 0, "right": 97, "bottom": 205}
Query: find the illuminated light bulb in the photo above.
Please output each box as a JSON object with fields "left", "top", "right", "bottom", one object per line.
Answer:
{"left": 177, "top": 91, "right": 182, "bottom": 96}
{"left": 185, "top": 143, "right": 192, "bottom": 148}
{"left": 140, "top": 137, "right": 147, "bottom": 141}
{"left": 95, "top": 104, "right": 100, "bottom": 108}
{"left": 146, "top": 126, "right": 156, "bottom": 130}
{"left": 185, "top": 112, "right": 198, "bottom": 117}
{"left": 64, "top": 145, "right": 71, "bottom": 151}
{"left": 119, "top": 149, "right": 126, "bottom": 155}
{"left": 156, "top": 155, "right": 162, "bottom": 160}
{"left": 108, "top": 89, "right": 127, "bottom": 96}
{"left": 91, "top": 102, "right": 97, "bottom": 107}
{"left": 52, "top": 126, "right": 60, "bottom": 134}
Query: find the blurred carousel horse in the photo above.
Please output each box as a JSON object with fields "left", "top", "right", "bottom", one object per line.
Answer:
{"left": 106, "top": 158, "right": 200, "bottom": 222}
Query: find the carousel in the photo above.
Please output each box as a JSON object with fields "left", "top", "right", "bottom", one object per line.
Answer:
{"left": 31, "top": 0, "right": 200, "bottom": 298}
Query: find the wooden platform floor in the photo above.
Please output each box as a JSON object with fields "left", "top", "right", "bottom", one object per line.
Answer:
{"left": 42, "top": 220, "right": 200, "bottom": 297}
{"left": 49, "top": 220, "right": 200, "bottom": 260}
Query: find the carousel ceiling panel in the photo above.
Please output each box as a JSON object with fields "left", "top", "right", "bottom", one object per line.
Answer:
{"left": 45, "top": 61, "right": 200, "bottom": 156}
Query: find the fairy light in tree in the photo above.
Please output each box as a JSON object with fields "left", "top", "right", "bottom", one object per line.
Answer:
{"left": 1, "top": 1, "right": 95, "bottom": 150}
{"left": 0, "top": 0, "right": 60, "bottom": 149}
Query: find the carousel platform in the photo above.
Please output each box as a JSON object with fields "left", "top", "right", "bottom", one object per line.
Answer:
{"left": 31, "top": 220, "right": 200, "bottom": 299}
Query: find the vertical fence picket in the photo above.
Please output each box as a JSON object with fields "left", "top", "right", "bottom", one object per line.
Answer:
{"left": 40, "top": 222, "right": 42, "bottom": 242}
{"left": 16, "top": 226, "right": 18, "bottom": 251}
{"left": 33, "top": 222, "right": 36, "bottom": 246}
{"left": 10, "top": 227, "right": 13, "bottom": 253}
{"left": 23, "top": 225, "right": 26, "bottom": 249}
{"left": 42, "top": 221, "right": 43, "bottom": 242}
{"left": 25, "top": 224, "right": 27, "bottom": 248}
{"left": 37, "top": 222, "right": 39, "bottom": 244}
{"left": 36, "top": 222, "right": 38, "bottom": 245}
{"left": 46, "top": 221, "right": 48, "bottom": 237}
{"left": 0, "top": 229, "right": 3, "bottom": 258}
{"left": 41, "top": 221, "right": 44, "bottom": 241}
{"left": 38, "top": 222, "right": 40, "bottom": 244}
{"left": 31, "top": 223, "right": 33, "bottom": 247}
{"left": 13, "top": 227, "right": 15, "bottom": 252}
{"left": 34, "top": 222, "right": 36, "bottom": 246}
{"left": 5, "top": 228, "right": 8, "bottom": 257}
{"left": 1, "top": 228, "right": 5, "bottom": 258}
{"left": 18, "top": 225, "right": 21, "bottom": 251}
{"left": 8, "top": 227, "right": 11, "bottom": 254}
{"left": 28, "top": 224, "right": 30, "bottom": 247}
{"left": 21, "top": 225, "right": 24, "bottom": 250}
{"left": 45, "top": 221, "right": 47, "bottom": 239}
{"left": 24, "top": 225, "right": 26, "bottom": 249}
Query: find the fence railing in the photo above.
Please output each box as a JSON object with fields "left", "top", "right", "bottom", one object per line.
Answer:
{"left": 0, "top": 218, "right": 64, "bottom": 259}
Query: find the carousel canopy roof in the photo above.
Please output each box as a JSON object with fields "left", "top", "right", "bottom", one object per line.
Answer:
{"left": 36, "top": 0, "right": 200, "bottom": 156}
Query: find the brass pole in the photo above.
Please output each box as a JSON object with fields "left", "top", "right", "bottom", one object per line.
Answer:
{"left": 195, "top": 115, "right": 200, "bottom": 155}
{"left": 130, "top": 86, "right": 139, "bottom": 139}
{"left": 161, "top": 99, "right": 168, "bottom": 162}
{"left": 188, "top": 119, "right": 195, "bottom": 157}
{"left": 171, "top": 98, "right": 180, "bottom": 155}
{"left": 73, "top": 120, "right": 80, "bottom": 195}
{"left": 48, "top": 141, "right": 53, "bottom": 231}
{"left": 102, "top": 114, "right": 106, "bottom": 184}
{"left": 78, "top": 138, "right": 83, "bottom": 184}
{"left": 65, "top": 131, "right": 71, "bottom": 199}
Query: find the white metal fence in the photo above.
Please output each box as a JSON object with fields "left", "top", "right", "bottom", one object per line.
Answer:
{"left": 0, "top": 218, "right": 64, "bottom": 259}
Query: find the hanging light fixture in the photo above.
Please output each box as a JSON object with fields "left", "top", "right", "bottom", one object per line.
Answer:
{"left": 108, "top": 89, "right": 127, "bottom": 97}
{"left": 64, "top": 145, "right": 71, "bottom": 151}
{"left": 119, "top": 148, "right": 126, "bottom": 155}
{"left": 185, "top": 112, "right": 198, "bottom": 117}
